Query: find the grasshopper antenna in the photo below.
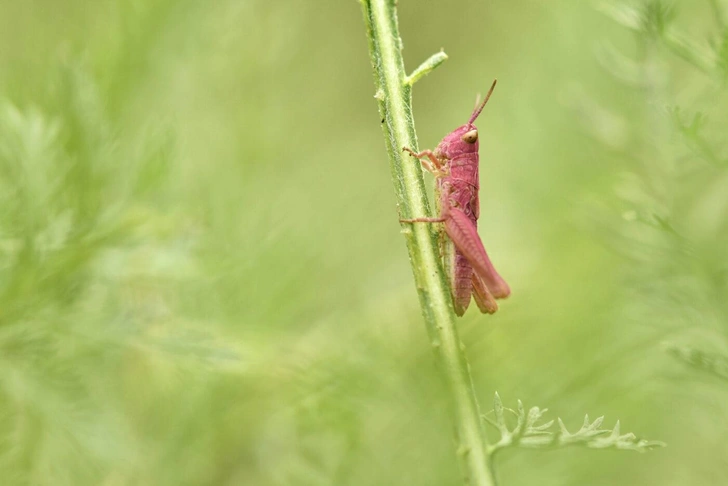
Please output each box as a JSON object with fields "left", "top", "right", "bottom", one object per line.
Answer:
{"left": 468, "top": 78, "right": 497, "bottom": 126}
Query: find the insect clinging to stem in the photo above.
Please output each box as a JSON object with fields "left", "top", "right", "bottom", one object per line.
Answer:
{"left": 400, "top": 79, "right": 510, "bottom": 315}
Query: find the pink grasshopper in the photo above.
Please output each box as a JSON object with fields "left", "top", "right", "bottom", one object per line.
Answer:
{"left": 401, "top": 79, "right": 510, "bottom": 315}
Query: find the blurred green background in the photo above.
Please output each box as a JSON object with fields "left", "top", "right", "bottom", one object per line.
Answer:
{"left": 1, "top": 0, "right": 727, "bottom": 484}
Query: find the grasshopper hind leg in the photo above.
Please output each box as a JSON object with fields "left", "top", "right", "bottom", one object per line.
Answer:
{"left": 472, "top": 273, "right": 498, "bottom": 314}
{"left": 448, "top": 249, "right": 473, "bottom": 317}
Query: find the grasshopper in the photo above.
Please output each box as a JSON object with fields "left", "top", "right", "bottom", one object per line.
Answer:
{"left": 401, "top": 79, "right": 510, "bottom": 315}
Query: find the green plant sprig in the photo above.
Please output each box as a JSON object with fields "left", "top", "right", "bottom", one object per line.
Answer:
{"left": 485, "top": 393, "right": 666, "bottom": 456}
{"left": 597, "top": 1, "right": 716, "bottom": 74}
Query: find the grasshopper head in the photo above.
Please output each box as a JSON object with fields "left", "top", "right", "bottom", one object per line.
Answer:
{"left": 435, "top": 79, "right": 497, "bottom": 158}
{"left": 437, "top": 124, "right": 480, "bottom": 158}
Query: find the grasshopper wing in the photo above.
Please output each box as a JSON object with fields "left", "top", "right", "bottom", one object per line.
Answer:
{"left": 443, "top": 207, "right": 511, "bottom": 300}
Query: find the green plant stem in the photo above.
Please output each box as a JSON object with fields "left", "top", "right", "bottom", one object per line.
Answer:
{"left": 359, "top": 1, "right": 496, "bottom": 485}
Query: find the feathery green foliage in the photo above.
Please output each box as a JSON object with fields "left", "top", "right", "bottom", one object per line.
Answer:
{"left": 597, "top": 0, "right": 728, "bottom": 395}
{"left": 486, "top": 393, "right": 664, "bottom": 455}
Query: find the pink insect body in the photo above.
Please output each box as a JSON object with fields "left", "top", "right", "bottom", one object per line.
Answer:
{"left": 402, "top": 80, "right": 510, "bottom": 315}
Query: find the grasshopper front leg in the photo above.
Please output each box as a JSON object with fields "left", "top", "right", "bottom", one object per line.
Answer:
{"left": 402, "top": 147, "right": 449, "bottom": 177}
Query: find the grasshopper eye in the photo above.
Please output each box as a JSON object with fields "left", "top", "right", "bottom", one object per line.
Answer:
{"left": 461, "top": 129, "right": 478, "bottom": 144}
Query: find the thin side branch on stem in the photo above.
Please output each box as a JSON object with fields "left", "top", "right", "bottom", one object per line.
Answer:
{"left": 406, "top": 51, "right": 449, "bottom": 86}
